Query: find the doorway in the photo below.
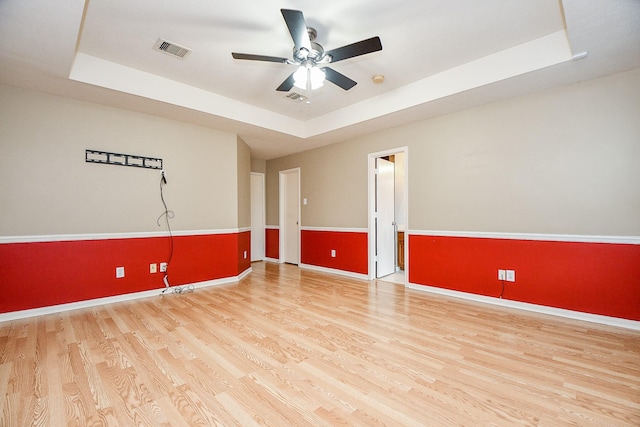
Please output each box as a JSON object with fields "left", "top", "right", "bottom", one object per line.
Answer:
{"left": 279, "top": 168, "right": 300, "bottom": 265}
{"left": 368, "top": 148, "right": 408, "bottom": 282}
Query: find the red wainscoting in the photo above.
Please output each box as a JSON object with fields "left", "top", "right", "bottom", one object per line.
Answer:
{"left": 301, "top": 229, "right": 368, "bottom": 275}
{"left": 0, "top": 231, "right": 251, "bottom": 314}
{"left": 408, "top": 234, "right": 640, "bottom": 321}
{"left": 265, "top": 227, "right": 279, "bottom": 260}
{"left": 237, "top": 230, "right": 251, "bottom": 274}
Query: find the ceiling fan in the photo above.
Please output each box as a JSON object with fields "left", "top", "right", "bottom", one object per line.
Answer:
{"left": 231, "top": 9, "right": 382, "bottom": 92}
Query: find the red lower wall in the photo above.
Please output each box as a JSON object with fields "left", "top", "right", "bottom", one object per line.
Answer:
{"left": 265, "top": 228, "right": 279, "bottom": 259}
{"left": 409, "top": 234, "right": 640, "bottom": 321}
{"left": 237, "top": 230, "right": 251, "bottom": 274}
{"left": 63, "top": 226, "right": 634, "bottom": 323}
{"left": 301, "top": 230, "right": 368, "bottom": 275}
{"left": 0, "top": 231, "right": 251, "bottom": 314}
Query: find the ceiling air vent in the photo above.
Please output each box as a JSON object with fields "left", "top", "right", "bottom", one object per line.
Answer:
{"left": 285, "top": 92, "right": 308, "bottom": 103}
{"left": 154, "top": 39, "right": 191, "bottom": 59}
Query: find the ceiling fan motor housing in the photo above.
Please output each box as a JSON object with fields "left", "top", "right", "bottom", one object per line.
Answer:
{"left": 294, "top": 28, "right": 325, "bottom": 63}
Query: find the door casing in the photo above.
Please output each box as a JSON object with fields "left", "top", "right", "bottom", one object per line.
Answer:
{"left": 279, "top": 168, "right": 301, "bottom": 264}
{"left": 250, "top": 172, "right": 265, "bottom": 262}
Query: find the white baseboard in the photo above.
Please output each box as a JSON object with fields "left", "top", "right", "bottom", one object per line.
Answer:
{"left": 407, "top": 282, "right": 640, "bottom": 331}
{"left": 237, "top": 267, "right": 252, "bottom": 281}
{"left": 0, "top": 269, "right": 252, "bottom": 323}
{"left": 264, "top": 257, "right": 280, "bottom": 263}
{"left": 299, "top": 263, "right": 369, "bottom": 281}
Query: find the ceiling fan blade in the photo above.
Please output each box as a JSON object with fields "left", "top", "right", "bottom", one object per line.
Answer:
{"left": 322, "top": 67, "right": 357, "bottom": 90}
{"left": 276, "top": 72, "right": 296, "bottom": 92}
{"left": 325, "top": 36, "right": 382, "bottom": 63}
{"left": 232, "top": 52, "right": 289, "bottom": 63}
{"left": 281, "top": 9, "right": 311, "bottom": 52}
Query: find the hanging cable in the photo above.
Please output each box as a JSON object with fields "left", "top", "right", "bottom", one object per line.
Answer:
{"left": 157, "top": 170, "right": 175, "bottom": 294}
{"left": 156, "top": 171, "right": 194, "bottom": 296}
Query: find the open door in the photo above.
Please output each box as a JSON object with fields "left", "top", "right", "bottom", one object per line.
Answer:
{"left": 376, "top": 158, "right": 395, "bottom": 278}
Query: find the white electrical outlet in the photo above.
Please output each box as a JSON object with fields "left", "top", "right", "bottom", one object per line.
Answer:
{"left": 116, "top": 266, "right": 125, "bottom": 278}
{"left": 150, "top": 263, "right": 157, "bottom": 273}
{"left": 506, "top": 270, "right": 516, "bottom": 282}
{"left": 498, "top": 269, "right": 506, "bottom": 280}
{"left": 331, "top": 249, "right": 336, "bottom": 258}
{"left": 160, "top": 262, "right": 167, "bottom": 272}
{"left": 243, "top": 250, "right": 247, "bottom": 259}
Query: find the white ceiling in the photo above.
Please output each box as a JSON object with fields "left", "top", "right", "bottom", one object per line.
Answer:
{"left": 1, "top": 0, "right": 639, "bottom": 159}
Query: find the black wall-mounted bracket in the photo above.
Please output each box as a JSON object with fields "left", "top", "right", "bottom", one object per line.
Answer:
{"left": 85, "top": 149, "right": 163, "bottom": 170}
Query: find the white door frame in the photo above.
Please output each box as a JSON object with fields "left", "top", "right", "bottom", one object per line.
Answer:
{"left": 279, "top": 167, "right": 301, "bottom": 264}
{"left": 250, "top": 172, "right": 265, "bottom": 261}
{"left": 368, "top": 147, "right": 409, "bottom": 281}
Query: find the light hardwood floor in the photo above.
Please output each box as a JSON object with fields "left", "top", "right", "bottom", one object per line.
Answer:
{"left": 1, "top": 261, "right": 639, "bottom": 426}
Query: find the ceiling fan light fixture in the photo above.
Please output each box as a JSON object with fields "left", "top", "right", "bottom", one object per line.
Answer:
{"left": 293, "top": 65, "right": 325, "bottom": 90}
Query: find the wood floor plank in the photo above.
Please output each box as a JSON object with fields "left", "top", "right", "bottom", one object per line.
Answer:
{"left": 1, "top": 261, "right": 639, "bottom": 426}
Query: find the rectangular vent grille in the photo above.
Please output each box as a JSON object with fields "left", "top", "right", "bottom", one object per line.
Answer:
{"left": 154, "top": 39, "right": 191, "bottom": 59}
{"left": 286, "top": 92, "right": 308, "bottom": 102}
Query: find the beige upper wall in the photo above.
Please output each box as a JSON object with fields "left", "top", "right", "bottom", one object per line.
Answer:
{"left": 250, "top": 158, "right": 266, "bottom": 174}
{"left": 266, "top": 67, "right": 640, "bottom": 235}
{"left": 266, "top": 141, "right": 373, "bottom": 227}
{"left": 0, "top": 85, "right": 240, "bottom": 235}
{"left": 237, "top": 137, "right": 251, "bottom": 229}
{"left": 407, "top": 68, "right": 640, "bottom": 234}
